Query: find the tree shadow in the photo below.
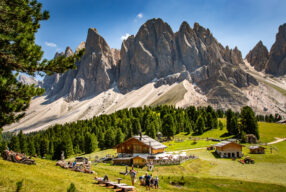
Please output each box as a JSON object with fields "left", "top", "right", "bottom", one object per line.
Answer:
{"left": 211, "top": 151, "right": 221, "bottom": 159}
{"left": 220, "top": 132, "right": 230, "bottom": 138}
{"left": 191, "top": 132, "right": 202, "bottom": 136}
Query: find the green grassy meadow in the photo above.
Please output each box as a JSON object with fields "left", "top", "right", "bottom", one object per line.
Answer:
{"left": 1, "top": 119, "right": 286, "bottom": 191}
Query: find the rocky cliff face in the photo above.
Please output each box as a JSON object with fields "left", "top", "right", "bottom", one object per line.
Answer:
{"left": 246, "top": 41, "right": 269, "bottom": 71}
{"left": 43, "top": 18, "right": 258, "bottom": 107}
{"left": 265, "top": 23, "right": 286, "bottom": 76}
{"left": 43, "top": 28, "right": 118, "bottom": 101}
{"left": 117, "top": 18, "right": 257, "bottom": 107}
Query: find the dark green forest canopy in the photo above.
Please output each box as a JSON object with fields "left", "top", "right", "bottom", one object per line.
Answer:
{"left": 2, "top": 105, "right": 268, "bottom": 160}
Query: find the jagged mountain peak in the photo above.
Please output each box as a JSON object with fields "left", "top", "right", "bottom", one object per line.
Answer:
{"left": 65, "top": 46, "right": 74, "bottom": 57}
{"left": 75, "top": 41, "right": 85, "bottom": 54}
{"left": 245, "top": 40, "right": 269, "bottom": 72}
{"left": 85, "top": 27, "right": 110, "bottom": 54}
{"left": 265, "top": 23, "right": 286, "bottom": 76}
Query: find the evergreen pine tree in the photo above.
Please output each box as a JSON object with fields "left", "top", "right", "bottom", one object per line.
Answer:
{"left": 0, "top": 141, "right": 7, "bottom": 154}
{"left": 162, "top": 114, "right": 175, "bottom": 139}
{"left": 230, "top": 116, "right": 239, "bottom": 135}
{"left": 63, "top": 135, "right": 74, "bottom": 157}
{"left": 132, "top": 118, "right": 141, "bottom": 135}
{"left": 205, "top": 112, "right": 214, "bottom": 130}
{"left": 226, "top": 109, "right": 234, "bottom": 135}
{"left": 40, "top": 139, "right": 49, "bottom": 157}
{"left": 240, "top": 106, "right": 259, "bottom": 139}
{"left": 104, "top": 129, "right": 115, "bottom": 148}
{"left": 49, "top": 141, "right": 54, "bottom": 155}
{"left": 146, "top": 122, "right": 156, "bottom": 139}
{"left": 115, "top": 129, "right": 124, "bottom": 145}
{"left": 185, "top": 120, "right": 192, "bottom": 135}
{"left": 28, "top": 138, "right": 36, "bottom": 156}
{"left": 10, "top": 136, "right": 20, "bottom": 152}
{"left": 97, "top": 131, "right": 105, "bottom": 149}
{"left": 18, "top": 131, "right": 28, "bottom": 154}
{"left": 196, "top": 116, "right": 205, "bottom": 135}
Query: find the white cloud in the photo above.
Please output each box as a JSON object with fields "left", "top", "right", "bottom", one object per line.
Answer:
{"left": 45, "top": 41, "right": 57, "bottom": 48}
{"left": 121, "top": 33, "right": 130, "bottom": 41}
{"left": 137, "top": 13, "right": 143, "bottom": 19}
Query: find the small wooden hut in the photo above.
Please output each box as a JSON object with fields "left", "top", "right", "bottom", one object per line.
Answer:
{"left": 249, "top": 146, "right": 265, "bottom": 154}
{"left": 214, "top": 141, "right": 244, "bottom": 158}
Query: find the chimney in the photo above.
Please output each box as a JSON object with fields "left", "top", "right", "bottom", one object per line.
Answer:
{"left": 149, "top": 141, "right": 152, "bottom": 155}
{"left": 140, "top": 132, "right": 142, "bottom": 140}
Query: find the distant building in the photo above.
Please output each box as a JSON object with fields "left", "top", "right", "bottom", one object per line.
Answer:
{"left": 113, "top": 134, "right": 167, "bottom": 166}
{"left": 249, "top": 146, "right": 265, "bottom": 154}
{"left": 245, "top": 134, "right": 257, "bottom": 144}
{"left": 214, "top": 141, "right": 243, "bottom": 158}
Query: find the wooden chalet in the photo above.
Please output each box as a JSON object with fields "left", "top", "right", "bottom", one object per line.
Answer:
{"left": 113, "top": 135, "right": 166, "bottom": 166}
{"left": 214, "top": 141, "right": 243, "bottom": 158}
{"left": 249, "top": 146, "right": 265, "bottom": 154}
{"left": 115, "top": 135, "right": 167, "bottom": 155}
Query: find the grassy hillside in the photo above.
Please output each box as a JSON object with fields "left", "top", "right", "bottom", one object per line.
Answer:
{"left": 151, "top": 83, "right": 187, "bottom": 106}
{"left": 0, "top": 158, "right": 109, "bottom": 192}
{"left": 1, "top": 157, "right": 286, "bottom": 192}
{"left": 1, "top": 119, "right": 286, "bottom": 191}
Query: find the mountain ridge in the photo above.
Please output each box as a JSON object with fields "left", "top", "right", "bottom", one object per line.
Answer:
{"left": 5, "top": 18, "right": 286, "bottom": 133}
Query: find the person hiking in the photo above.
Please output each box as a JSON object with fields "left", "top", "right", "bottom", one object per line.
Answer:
{"left": 129, "top": 167, "right": 137, "bottom": 186}
{"left": 145, "top": 172, "right": 151, "bottom": 190}
{"left": 103, "top": 175, "right": 109, "bottom": 182}
{"left": 139, "top": 175, "right": 145, "bottom": 186}
{"left": 149, "top": 174, "right": 153, "bottom": 188}
{"left": 154, "top": 176, "right": 159, "bottom": 189}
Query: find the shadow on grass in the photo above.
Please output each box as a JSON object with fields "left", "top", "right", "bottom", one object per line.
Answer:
{"left": 211, "top": 152, "right": 221, "bottom": 159}
{"left": 191, "top": 132, "right": 203, "bottom": 136}
{"left": 220, "top": 132, "right": 231, "bottom": 138}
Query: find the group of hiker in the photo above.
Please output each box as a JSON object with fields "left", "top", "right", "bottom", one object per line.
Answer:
{"left": 125, "top": 165, "right": 160, "bottom": 190}
{"left": 139, "top": 173, "right": 159, "bottom": 190}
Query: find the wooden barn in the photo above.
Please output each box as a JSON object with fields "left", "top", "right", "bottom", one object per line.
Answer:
{"left": 115, "top": 135, "right": 167, "bottom": 155}
{"left": 249, "top": 146, "right": 265, "bottom": 154}
{"left": 215, "top": 141, "right": 243, "bottom": 158}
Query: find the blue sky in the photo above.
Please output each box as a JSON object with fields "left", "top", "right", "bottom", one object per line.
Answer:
{"left": 36, "top": 0, "right": 286, "bottom": 60}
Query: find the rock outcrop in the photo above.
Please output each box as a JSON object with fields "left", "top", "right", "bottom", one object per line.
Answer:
{"left": 18, "top": 75, "right": 40, "bottom": 86}
{"left": 265, "top": 23, "right": 286, "bottom": 76}
{"left": 43, "top": 28, "right": 118, "bottom": 101}
{"left": 246, "top": 41, "right": 269, "bottom": 71}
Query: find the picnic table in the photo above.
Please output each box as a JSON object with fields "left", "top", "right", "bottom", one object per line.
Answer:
{"left": 94, "top": 177, "right": 135, "bottom": 192}
{"left": 117, "top": 178, "right": 122, "bottom": 184}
